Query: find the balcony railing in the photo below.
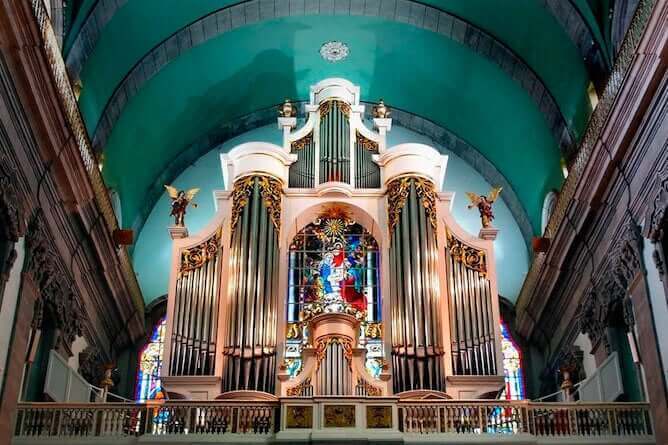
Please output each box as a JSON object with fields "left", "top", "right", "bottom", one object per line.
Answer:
{"left": 13, "top": 400, "right": 653, "bottom": 443}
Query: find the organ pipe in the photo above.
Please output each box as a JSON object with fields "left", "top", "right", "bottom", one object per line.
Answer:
{"left": 319, "top": 100, "right": 350, "bottom": 184}
{"left": 387, "top": 176, "right": 445, "bottom": 393}
{"left": 223, "top": 175, "right": 282, "bottom": 393}
{"left": 445, "top": 230, "right": 497, "bottom": 375}
{"left": 288, "top": 132, "right": 315, "bottom": 188}
{"left": 355, "top": 131, "right": 380, "bottom": 188}
{"left": 170, "top": 230, "right": 222, "bottom": 376}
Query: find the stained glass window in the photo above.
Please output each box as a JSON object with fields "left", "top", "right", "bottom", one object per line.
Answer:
{"left": 285, "top": 216, "right": 383, "bottom": 378}
{"left": 135, "top": 318, "right": 166, "bottom": 402}
{"left": 500, "top": 321, "right": 524, "bottom": 400}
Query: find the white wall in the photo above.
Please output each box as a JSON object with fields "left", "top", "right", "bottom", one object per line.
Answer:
{"left": 642, "top": 236, "right": 668, "bottom": 385}
{"left": 0, "top": 237, "right": 25, "bottom": 395}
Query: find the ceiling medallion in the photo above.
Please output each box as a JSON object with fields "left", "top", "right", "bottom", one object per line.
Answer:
{"left": 320, "top": 41, "right": 349, "bottom": 62}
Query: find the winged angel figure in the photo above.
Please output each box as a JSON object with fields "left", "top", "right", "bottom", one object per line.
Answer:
{"left": 466, "top": 187, "right": 502, "bottom": 229}
{"left": 164, "top": 185, "right": 199, "bottom": 227}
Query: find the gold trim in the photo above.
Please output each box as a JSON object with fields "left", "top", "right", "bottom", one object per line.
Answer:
{"left": 319, "top": 100, "right": 351, "bottom": 118}
{"left": 179, "top": 229, "right": 222, "bottom": 276}
{"left": 387, "top": 176, "right": 437, "bottom": 235}
{"left": 286, "top": 377, "right": 312, "bottom": 396}
{"left": 446, "top": 230, "right": 487, "bottom": 275}
{"left": 414, "top": 177, "right": 438, "bottom": 232}
{"left": 315, "top": 335, "right": 354, "bottom": 372}
{"left": 230, "top": 175, "right": 282, "bottom": 232}
{"left": 291, "top": 132, "right": 313, "bottom": 151}
{"left": 357, "top": 378, "right": 382, "bottom": 396}
{"left": 323, "top": 405, "right": 355, "bottom": 428}
{"left": 356, "top": 131, "right": 378, "bottom": 152}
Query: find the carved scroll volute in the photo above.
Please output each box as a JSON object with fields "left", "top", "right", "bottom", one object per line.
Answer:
{"left": 179, "top": 228, "right": 222, "bottom": 276}
{"left": 446, "top": 229, "right": 487, "bottom": 275}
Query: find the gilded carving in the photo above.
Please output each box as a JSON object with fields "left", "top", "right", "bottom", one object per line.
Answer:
{"left": 286, "top": 377, "right": 312, "bottom": 396}
{"left": 315, "top": 335, "right": 353, "bottom": 371}
{"left": 286, "top": 322, "right": 302, "bottom": 340}
{"left": 356, "top": 131, "right": 378, "bottom": 152}
{"left": 285, "top": 405, "right": 313, "bottom": 428}
{"left": 386, "top": 177, "right": 411, "bottom": 234}
{"left": 387, "top": 177, "right": 437, "bottom": 235}
{"left": 366, "top": 406, "right": 393, "bottom": 428}
{"left": 323, "top": 405, "right": 355, "bottom": 428}
{"left": 319, "top": 100, "right": 350, "bottom": 118}
{"left": 357, "top": 377, "right": 382, "bottom": 396}
{"left": 446, "top": 230, "right": 487, "bottom": 275}
{"left": 180, "top": 229, "right": 221, "bottom": 276}
{"left": 414, "top": 177, "right": 438, "bottom": 232}
{"left": 230, "top": 175, "right": 282, "bottom": 232}
{"left": 291, "top": 132, "right": 313, "bottom": 151}
{"left": 364, "top": 322, "right": 382, "bottom": 339}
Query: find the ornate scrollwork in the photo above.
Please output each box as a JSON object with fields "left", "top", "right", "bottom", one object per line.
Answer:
{"left": 356, "top": 377, "right": 382, "bottom": 396}
{"left": 315, "top": 335, "right": 354, "bottom": 371}
{"left": 356, "top": 131, "right": 378, "bottom": 152}
{"left": 230, "top": 175, "right": 282, "bottom": 232}
{"left": 387, "top": 177, "right": 411, "bottom": 234}
{"left": 25, "top": 212, "right": 85, "bottom": 349}
{"left": 286, "top": 377, "right": 312, "bottom": 396}
{"left": 446, "top": 230, "right": 487, "bottom": 275}
{"left": 286, "top": 322, "right": 302, "bottom": 340}
{"left": 414, "top": 177, "right": 438, "bottom": 232}
{"left": 364, "top": 322, "right": 382, "bottom": 339}
{"left": 291, "top": 132, "right": 313, "bottom": 151}
{"left": 319, "top": 100, "right": 350, "bottom": 118}
{"left": 387, "top": 177, "right": 438, "bottom": 235}
{"left": 180, "top": 229, "right": 221, "bottom": 276}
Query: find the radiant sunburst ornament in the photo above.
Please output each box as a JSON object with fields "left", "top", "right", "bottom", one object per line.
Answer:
{"left": 323, "top": 218, "right": 346, "bottom": 238}
{"left": 320, "top": 41, "right": 349, "bottom": 62}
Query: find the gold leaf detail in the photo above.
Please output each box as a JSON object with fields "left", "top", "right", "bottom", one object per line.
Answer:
{"left": 446, "top": 230, "right": 487, "bottom": 275}
{"left": 179, "top": 229, "right": 221, "bottom": 276}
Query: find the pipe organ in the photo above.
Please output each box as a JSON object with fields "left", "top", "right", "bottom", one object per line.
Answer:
{"left": 169, "top": 230, "right": 222, "bottom": 377}
{"left": 161, "top": 78, "right": 504, "bottom": 402}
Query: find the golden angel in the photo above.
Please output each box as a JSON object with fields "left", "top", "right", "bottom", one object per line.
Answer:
{"left": 466, "top": 187, "right": 502, "bottom": 228}
{"left": 164, "top": 185, "right": 199, "bottom": 226}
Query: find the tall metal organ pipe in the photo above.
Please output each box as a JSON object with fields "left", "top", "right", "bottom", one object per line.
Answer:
{"left": 223, "top": 175, "right": 281, "bottom": 393}
{"left": 445, "top": 231, "right": 497, "bottom": 376}
{"left": 387, "top": 177, "right": 445, "bottom": 393}
{"left": 319, "top": 101, "right": 350, "bottom": 184}
{"left": 170, "top": 231, "right": 222, "bottom": 376}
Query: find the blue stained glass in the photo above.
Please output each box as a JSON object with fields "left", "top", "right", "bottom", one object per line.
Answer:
{"left": 500, "top": 321, "right": 525, "bottom": 400}
{"left": 135, "top": 318, "right": 166, "bottom": 402}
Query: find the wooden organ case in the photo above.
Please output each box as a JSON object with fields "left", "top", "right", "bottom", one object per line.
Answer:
{"left": 161, "top": 78, "right": 504, "bottom": 402}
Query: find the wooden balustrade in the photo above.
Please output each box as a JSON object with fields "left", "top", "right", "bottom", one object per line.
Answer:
{"left": 397, "top": 400, "right": 653, "bottom": 438}
{"left": 13, "top": 400, "right": 652, "bottom": 441}
{"left": 14, "top": 401, "right": 277, "bottom": 438}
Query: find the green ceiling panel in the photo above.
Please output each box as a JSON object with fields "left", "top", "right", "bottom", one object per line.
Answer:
{"left": 100, "top": 16, "right": 563, "bottom": 235}
{"left": 76, "top": 0, "right": 591, "bottom": 136}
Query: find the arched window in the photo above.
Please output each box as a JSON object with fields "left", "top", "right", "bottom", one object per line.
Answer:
{"left": 500, "top": 321, "right": 525, "bottom": 400}
{"left": 541, "top": 191, "right": 558, "bottom": 235}
{"left": 285, "top": 216, "right": 383, "bottom": 378}
{"left": 135, "top": 318, "right": 166, "bottom": 401}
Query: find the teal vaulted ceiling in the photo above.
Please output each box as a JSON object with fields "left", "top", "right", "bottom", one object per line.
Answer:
{"left": 63, "top": 1, "right": 612, "bottom": 290}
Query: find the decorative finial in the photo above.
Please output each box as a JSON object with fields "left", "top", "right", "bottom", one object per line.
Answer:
{"left": 164, "top": 185, "right": 199, "bottom": 227}
{"left": 466, "top": 186, "right": 502, "bottom": 228}
{"left": 279, "top": 98, "right": 296, "bottom": 117}
{"left": 373, "top": 99, "right": 390, "bottom": 118}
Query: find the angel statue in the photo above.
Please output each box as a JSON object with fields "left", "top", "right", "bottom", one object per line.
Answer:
{"left": 466, "top": 187, "right": 502, "bottom": 228}
{"left": 164, "top": 185, "right": 199, "bottom": 227}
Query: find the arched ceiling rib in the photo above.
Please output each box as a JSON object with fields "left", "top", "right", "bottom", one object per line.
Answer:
{"left": 85, "top": 0, "right": 580, "bottom": 158}
{"left": 96, "top": 16, "right": 564, "bottom": 236}
{"left": 61, "top": 1, "right": 607, "bottom": 243}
